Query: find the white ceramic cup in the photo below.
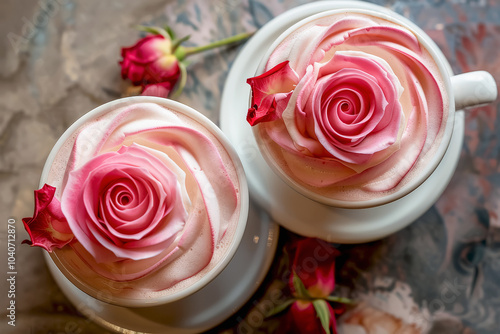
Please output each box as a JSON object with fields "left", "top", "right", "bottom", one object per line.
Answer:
{"left": 252, "top": 3, "right": 497, "bottom": 209}
{"left": 40, "top": 96, "right": 249, "bottom": 307}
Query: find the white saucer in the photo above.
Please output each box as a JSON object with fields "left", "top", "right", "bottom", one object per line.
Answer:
{"left": 45, "top": 201, "right": 279, "bottom": 334}
{"left": 220, "top": 1, "right": 464, "bottom": 243}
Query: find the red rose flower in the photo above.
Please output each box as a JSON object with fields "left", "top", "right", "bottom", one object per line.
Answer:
{"left": 120, "top": 34, "right": 181, "bottom": 88}
{"left": 275, "top": 238, "right": 342, "bottom": 334}
{"left": 289, "top": 237, "right": 339, "bottom": 297}
{"left": 119, "top": 27, "right": 252, "bottom": 98}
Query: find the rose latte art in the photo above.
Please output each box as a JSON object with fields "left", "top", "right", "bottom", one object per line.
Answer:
{"left": 45, "top": 101, "right": 242, "bottom": 301}
{"left": 251, "top": 12, "right": 449, "bottom": 203}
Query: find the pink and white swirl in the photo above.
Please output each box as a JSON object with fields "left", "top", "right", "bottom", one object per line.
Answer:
{"left": 49, "top": 102, "right": 241, "bottom": 294}
{"left": 256, "top": 13, "right": 448, "bottom": 201}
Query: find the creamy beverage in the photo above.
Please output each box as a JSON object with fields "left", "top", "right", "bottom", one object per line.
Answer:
{"left": 43, "top": 99, "right": 246, "bottom": 305}
{"left": 248, "top": 11, "right": 450, "bottom": 205}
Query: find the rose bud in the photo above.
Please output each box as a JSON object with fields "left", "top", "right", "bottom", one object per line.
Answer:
{"left": 120, "top": 34, "right": 181, "bottom": 88}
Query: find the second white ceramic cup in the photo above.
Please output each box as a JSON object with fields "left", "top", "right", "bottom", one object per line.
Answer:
{"left": 252, "top": 3, "right": 497, "bottom": 209}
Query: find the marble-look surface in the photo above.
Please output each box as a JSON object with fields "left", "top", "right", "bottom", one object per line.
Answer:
{"left": 1, "top": 0, "right": 499, "bottom": 333}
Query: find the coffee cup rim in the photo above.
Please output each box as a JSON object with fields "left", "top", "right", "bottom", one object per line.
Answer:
{"left": 253, "top": 4, "right": 456, "bottom": 209}
{"left": 41, "top": 96, "right": 249, "bottom": 307}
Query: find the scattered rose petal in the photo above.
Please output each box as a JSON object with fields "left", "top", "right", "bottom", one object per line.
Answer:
{"left": 22, "top": 184, "right": 74, "bottom": 252}
{"left": 247, "top": 61, "right": 299, "bottom": 126}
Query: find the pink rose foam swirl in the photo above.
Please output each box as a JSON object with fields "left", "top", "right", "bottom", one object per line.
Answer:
{"left": 46, "top": 102, "right": 241, "bottom": 298}
{"left": 250, "top": 13, "right": 448, "bottom": 201}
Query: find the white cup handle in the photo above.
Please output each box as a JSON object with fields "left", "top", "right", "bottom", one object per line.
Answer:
{"left": 452, "top": 71, "right": 498, "bottom": 110}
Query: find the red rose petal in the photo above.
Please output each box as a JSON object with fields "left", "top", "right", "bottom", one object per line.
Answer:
{"left": 22, "top": 184, "right": 74, "bottom": 252}
{"left": 246, "top": 61, "right": 298, "bottom": 126}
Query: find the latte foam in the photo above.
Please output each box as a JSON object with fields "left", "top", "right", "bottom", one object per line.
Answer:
{"left": 44, "top": 100, "right": 243, "bottom": 303}
{"left": 253, "top": 12, "right": 449, "bottom": 204}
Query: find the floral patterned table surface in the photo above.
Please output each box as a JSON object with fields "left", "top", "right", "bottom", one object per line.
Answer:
{"left": 1, "top": 0, "right": 499, "bottom": 333}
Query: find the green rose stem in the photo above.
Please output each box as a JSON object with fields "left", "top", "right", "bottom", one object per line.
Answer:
{"left": 171, "top": 31, "right": 253, "bottom": 98}
{"left": 180, "top": 32, "right": 253, "bottom": 58}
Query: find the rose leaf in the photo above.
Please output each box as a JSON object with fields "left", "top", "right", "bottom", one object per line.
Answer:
{"left": 312, "top": 299, "right": 332, "bottom": 334}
